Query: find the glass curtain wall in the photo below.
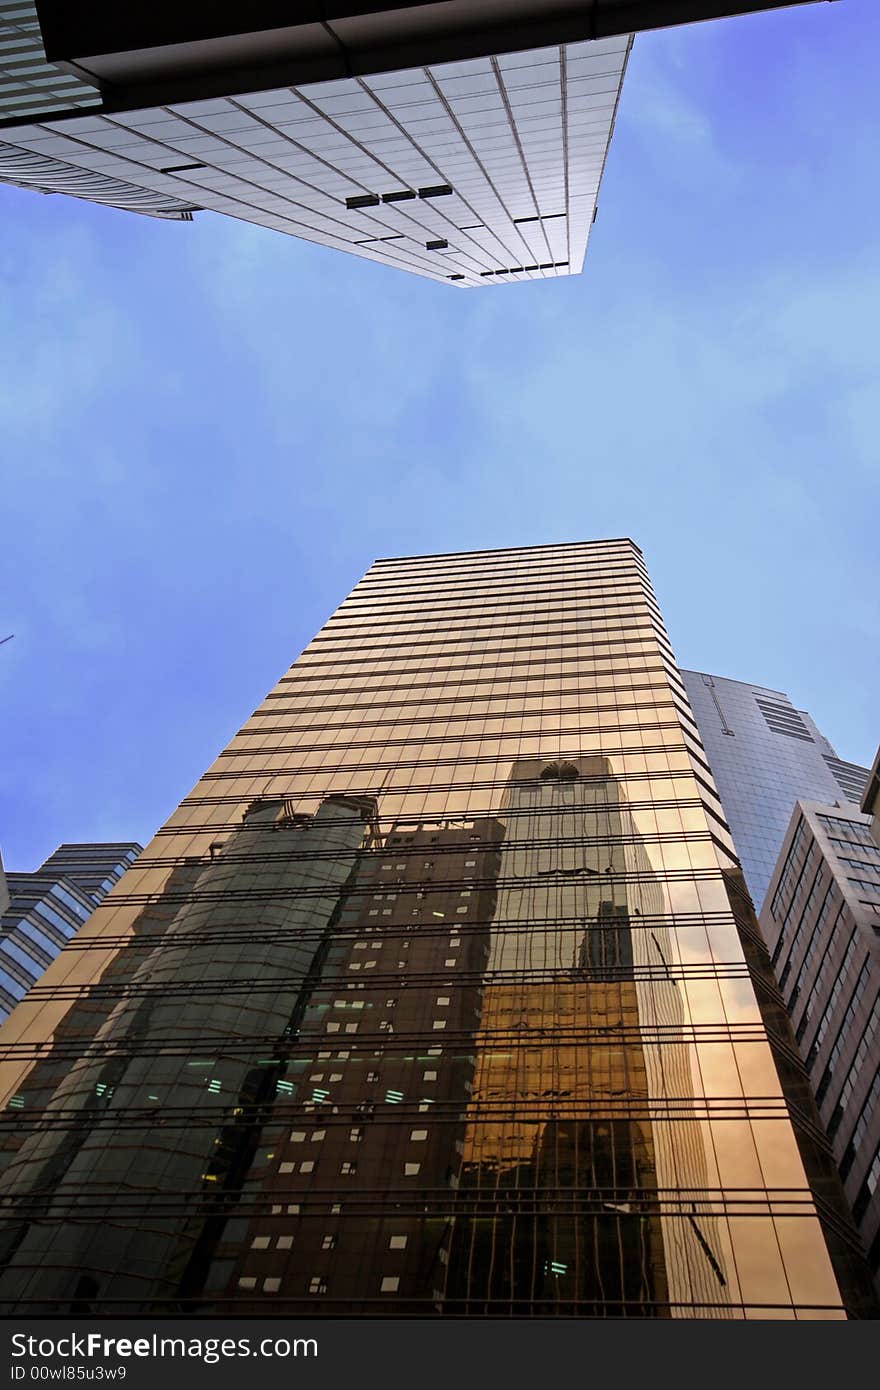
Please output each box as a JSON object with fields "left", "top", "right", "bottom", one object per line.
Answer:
{"left": 0, "top": 540, "right": 873, "bottom": 1317}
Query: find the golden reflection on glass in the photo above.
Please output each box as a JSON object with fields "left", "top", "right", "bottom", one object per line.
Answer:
{"left": 0, "top": 542, "right": 869, "bottom": 1317}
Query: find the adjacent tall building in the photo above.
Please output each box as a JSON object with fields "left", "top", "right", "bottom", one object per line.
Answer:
{"left": 0, "top": 2, "right": 825, "bottom": 286}
{"left": 0, "top": 842, "right": 142, "bottom": 1023}
{"left": 0, "top": 540, "right": 874, "bottom": 1318}
{"left": 760, "top": 787, "right": 880, "bottom": 1292}
{"left": 681, "top": 671, "right": 868, "bottom": 915}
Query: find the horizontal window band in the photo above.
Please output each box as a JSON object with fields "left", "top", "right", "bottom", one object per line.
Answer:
{"left": 219, "top": 723, "right": 693, "bottom": 762}
{"left": 70, "top": 866, "right": 741, "bottom": 909}
{"left": 232, "top": 710, "right": 687, "bottom": 741}
{"left": 342, "top": 583, "right": 659, "bottom": 610}
{"left": 29, "top": 908, "right": 744, "bottom": 956}
{"left": 288, "top": 651, "right": 682, "bottom": 680}
{"left": 322, "top": 591, "right": 659, "bottom": 623}
{"left": 174, "top": 763, "right": 711, "bottom": 805}
{"left": 153, "top": 799, "right": 719, "bottom": 838}
{"left": 158, "top": 162, "right": 206, "bottom": 173}
{"left": 123, "top": 824, "right": 719, "bottom": 871}
{"left": 253, "top": 689, "right": 678, "bottom": 720}
{"left": 480, "top": 262, "right": 569, "bottom": 276}
{"left": 269, "top": 665, "right": 672, "bottom": 695}
{"left": 361, "top": 565, "right": 652, "bottom": 591}
{"left": 265, "top": 697, "right": 697, "bottom": 739}
{"left": 195, "top": 745, "right": 703, "bottom": 784}
{"left": 295, "top": 621, "right": 663, "bottom": 657}
{"left": 0, "top": 1017, "right": 776, "bottom": 1053}
{"left": 307, "top": 623, "right": 668, "bottom": 653}
{"left": 22, "top": 959, "right": 756, "bottom": 1003}
{"left": 513, "top": 212, "right": 565, "bottom": 224}
{"left": 8, "top": 1105, "right": 792, "bottom": 1134}
{"left": 354, "top": 559, "right": 645, "bottom": 589}
{"left": 366, "top": 540, "right": 644, "bottom": 566}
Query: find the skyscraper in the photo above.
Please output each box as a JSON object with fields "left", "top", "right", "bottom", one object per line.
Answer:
{"left": 0, "top": 841, "right": 141, "bottom": 1023}
{"left": 0, "top": 541, "right": 874, "bottom": 1317}
{"left": 0, "top": 3, "right": 631, "bottom": 286}
{"left": 760, "top": 792, "right": 880, "bottom": 1291}
{"left": 0, "top": 2, "right": 824, "bottom": 286}
{"left": 681, "top": 671, "right": 868, "bottom": 915}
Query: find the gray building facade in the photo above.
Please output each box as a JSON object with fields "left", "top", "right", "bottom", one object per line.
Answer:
{"left": 760, "top": 797, "right": 880, "bottom": 1290}
{"left": 0, "top": 841, "right": 141, "bottom": 1022}
{"left": 681, "top": 671, "right": 868, "bottom": 915}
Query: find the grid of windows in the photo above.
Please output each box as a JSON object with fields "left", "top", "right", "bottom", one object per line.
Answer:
{"left": 777, "top": 864, "right": 824, "bottom": 986}
{"left": 761, "top": 803, "right": 880, "bottom": 1293}
{"left": 839, "top": 1066, "right": 880, "bottom": 1181}
{"left": 816, "top": 961, "right": 873, "bottom": 1105}
{"left": 805, "top": 939, "right": 862, "bottom": 1070}
{"left": 0, "top": 541, "right": 869, "bottom": 1319}
{"left": 818, "top": 815, "right": 876, "bottom": 843}
{"left": 792, "top": 905, "right": 845, "bottom": 1042}
{"left": 828, "top": 995, "right": 880, "bottom": 1140}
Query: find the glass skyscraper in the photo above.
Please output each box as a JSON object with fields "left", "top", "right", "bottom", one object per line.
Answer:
{"left": 681, "top": 671, "right": 868, "bottom": 916}
{"left": 0, "top": 541, "right": 874, "bottom": 1317}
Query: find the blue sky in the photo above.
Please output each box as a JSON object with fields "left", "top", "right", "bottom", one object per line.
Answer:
{"left": 1, "top": 1, "right": 878, "bottom": 871}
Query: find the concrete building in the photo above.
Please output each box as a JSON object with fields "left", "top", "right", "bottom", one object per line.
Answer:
{"left": 681, "top": 671, "right": 868, "bottom": 915}
{"left": 760, "top": 789, "right": 880, "bottom": 1292}
{"left": 0, "top": 541, "right": 874, "bottom": 1317}
{"left": 0, "top": 842, "right": 141, "bottom": 1022}
{"left": 0, "top": 3, "right": 827, "bottom": 286}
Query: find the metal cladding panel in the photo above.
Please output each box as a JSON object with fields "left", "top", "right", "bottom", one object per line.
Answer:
{"left": 0, "top": 35, "right": 630, "bottom": 285}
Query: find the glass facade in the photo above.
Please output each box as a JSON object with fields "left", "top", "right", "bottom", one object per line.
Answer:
{"left": 681, "top": 671, "right": 868, "bottom": 916}
{"left": 0, "top": 540, "right": 874, "bottom": 1317}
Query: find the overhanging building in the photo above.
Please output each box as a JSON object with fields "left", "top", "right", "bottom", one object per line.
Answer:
{"left": 0, "top": 2, "right": 828, "bottom": 286}
{"left": 0, "top": 540, "right": 874, "bottom": 1317}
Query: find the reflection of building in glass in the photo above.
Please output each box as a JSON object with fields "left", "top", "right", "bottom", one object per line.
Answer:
{"left": 0, "top": 541, "right": 875, "bottom": 1317}
{"left": 681, "top": 671, "right": 868, "bottom": 915}
{"left": 0, "top": 842, "right": 141, "bottom": 1023}
{"left": 445, "top": 756, "right": 728, "bottom": 1316}
{"left": 0, "top": 797, "right": 377, "bottom": 1310}
{"left": 760, "top": 788, "right": 880, "bottom": 1295}
{"left": 208, "top": 814, "right": 505, "bottom": 1314}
